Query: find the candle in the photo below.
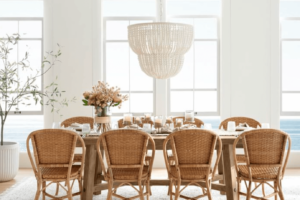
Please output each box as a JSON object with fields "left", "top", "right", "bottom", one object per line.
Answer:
{"left": 135, "top": 117, "right": 142, "bottom": 124}
{"left": 145, "top": 114, "right": 151, "bottom": 121}
{"left": 155, "top": 118, "right": 162, "bottom": 128}
{"left": 176, "top": 119, "right": 183, "bottom": 127}
{"left": 185, "top": 113, "right": 193, "bottom": 122}
{"left": 124, "top": 116, "right": 132, "bottom": 122}
{"left": 166, "top": 117, "right": 172, "bottom": 124}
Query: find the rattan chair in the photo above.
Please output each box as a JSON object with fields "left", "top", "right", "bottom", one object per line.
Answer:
{"left": 219, "top": 116, "right": 261, "bottom": 130}
{"left": 233, "top": 129, "right": 291, "bottom": 200}
{"left": 219, "top": 117, "right": 262, "bottom": 163}
{"left": 163, "top": 129, "right": 222, "bottom": 200}
{"left": 118, "top": 118, "right": 154, "bottom": 128}
{"left": 58, "top": 116, "right": 93, "bottom": 194}
{"left": 96, "top": 129, "right": 155, "bottom": 200}
{"left": 26, "top": 129, "right": 86, "bottom": 200}
{"left": 61, "top": 116, "right": 94, "bottom": 129}
{"left": 172, "top": 116, "right": 204, "bottom": 128}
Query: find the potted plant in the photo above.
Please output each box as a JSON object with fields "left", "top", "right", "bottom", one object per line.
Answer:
{"left": 0, "top": 34, "right": 73, "bottom": 182}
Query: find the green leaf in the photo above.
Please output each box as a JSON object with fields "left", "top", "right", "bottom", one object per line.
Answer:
{"left": 82, "top": 99, "right": 88, "bottom": 106}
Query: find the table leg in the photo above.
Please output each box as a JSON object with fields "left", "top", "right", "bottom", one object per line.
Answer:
{"left": 93, "top": 149, "right": 103, "bottom": 195}
{"left": 217, "top": 147, "right": 226, "bottom": 195}
{"left": 83, "top": 144, "right": 97, "bottom": 200}
{"left": 222, "top": 144, "right": 238, "bottom": 200}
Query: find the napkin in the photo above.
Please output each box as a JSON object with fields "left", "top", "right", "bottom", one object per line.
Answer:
{"left": 69, "top": 123, "right": 82, "bottom": 128}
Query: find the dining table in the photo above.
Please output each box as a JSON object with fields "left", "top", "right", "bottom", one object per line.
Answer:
{"left": 77, "top": 129, "right": 243, "bottom": 200}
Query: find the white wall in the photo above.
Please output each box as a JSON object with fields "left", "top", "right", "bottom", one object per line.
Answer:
{"left": 43, "top": 0, "right": 102, "bottom": 128}
{"left": 220, "top": 0, "right": 280, "bottom": 128}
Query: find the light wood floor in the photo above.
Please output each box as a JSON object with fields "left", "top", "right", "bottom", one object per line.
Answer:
{"left": 1, "top": 168, "right": 299, "bottom": 194}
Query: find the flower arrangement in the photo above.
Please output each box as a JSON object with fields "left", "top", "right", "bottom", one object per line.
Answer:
{"left": 82, "top": 81, "right": 128, "bottom": 115}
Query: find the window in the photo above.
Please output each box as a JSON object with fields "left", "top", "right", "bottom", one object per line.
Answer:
{"left": 280, "top": 0, "right": 300, "bottom": 150}
{"left": 103, "top": 0, "right": 221, "bottom": 117}
{"left": 168, "top": 0, "right": 220, "bottom": 116}
{"left": 0, "top": 19, "right": 43, "bottom": 114}
{"left": 0, "top": 1, "right": 44, "bottom": 152}
{"left": 103, "top": 0, "right": 156, "bottom": 115}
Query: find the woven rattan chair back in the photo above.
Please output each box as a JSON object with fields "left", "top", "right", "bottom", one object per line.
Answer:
{"left": 164, "top": 129, "right": 222, "bottom": 179}
{"left": 233, "top": 129, "right": 291, "bottom": 179}
{"left": 32, "top": 130, "right": 76, "bottom": 164}
{"left": 172, "top": 116, "right": 204, "bottom": 128}
{"left": 61, "top": 116, "right": 94, "bottom": 129}
{"left": 219, "top": 116, "right": 261, "bottom": 130}
{"left": 97, "top": 129, "right": 155, "bottom": 175}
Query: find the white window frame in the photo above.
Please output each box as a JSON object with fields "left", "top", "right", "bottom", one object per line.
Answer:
{"left": 0, "top": 17, "right": 43, "bottom": 115}
{"left": 280, "top": 17, "right": 300, "bottom": 116}
{"left": 167, "top": 15, "right": 220, "bottom": 116}
{"left": 103, "top": 17, "right": 157, "bottom": 116}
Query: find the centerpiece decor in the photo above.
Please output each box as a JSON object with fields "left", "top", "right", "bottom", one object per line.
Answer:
{"left": 82, "top": 81, "right": 128, "bottom": 133}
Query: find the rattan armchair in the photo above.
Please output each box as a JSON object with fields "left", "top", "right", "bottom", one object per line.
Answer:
{"left": 233, "top": 129, "right": 291, "bottom": 200}
{"left": 96, "top": 129, "right": 155, "bottom": 200}
{"left": 219, "top": 117, "right": 262, "bottom": 163}
{"left": 172, "top": 116, "right": 204, "bottom": 128}
{"left": 219, "top": 116, "right": 261, "bottom": 130}
{"left": 163, "top": 129, "right": 222, "bottom": 200}
{"left": 26, "top": 129, "right": 86, "bottom": 200}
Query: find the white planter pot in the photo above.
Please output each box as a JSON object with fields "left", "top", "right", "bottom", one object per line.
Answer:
{"left": 0, "top": 142, "right": 19, "bottom": 182}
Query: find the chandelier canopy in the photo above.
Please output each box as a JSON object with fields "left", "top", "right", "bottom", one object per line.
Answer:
{"left": 128, "top": 22, "right": 194, "bottom": 79}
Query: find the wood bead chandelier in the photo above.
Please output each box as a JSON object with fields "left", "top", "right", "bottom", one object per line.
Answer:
{"left": 128, "top": 22, "right": 194, "bottom": 79}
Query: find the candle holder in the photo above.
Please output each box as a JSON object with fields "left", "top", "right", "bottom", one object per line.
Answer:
{"left": 144, "top": 113, "right": 152, "bottom": 123}
{"left": 165, "top": 116, "right": 173, "bottom": 125}
{"left": 134, "top": 116, "right": 142, "bottom": 126}
{"left": 175, "top": 118, "right": 183, "bottom": 128}
{"left": 123, "top": 113, "right": 133, "bottom": 127}
{"left": 154, "top": 116, "right": 163, "bottom": 133}
{"left": 185, "top": 110, "right": 195, "bottom": 123}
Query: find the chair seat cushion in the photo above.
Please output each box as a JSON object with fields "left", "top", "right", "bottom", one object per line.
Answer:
{"left": 41, "top": 166, "right": 81, "bottom": 179}
{"left": 238, "top": 165, "right": 280, "bottom": 179}
{"left": 107, "top": 166, "right": 149, "bottom": 180}
{"left": 170, "top": 166, "right": 211, "bottom": 180}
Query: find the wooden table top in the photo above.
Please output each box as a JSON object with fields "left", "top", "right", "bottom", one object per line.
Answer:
{"left": 79, "top": 129, "right": 240, "bottom": 146}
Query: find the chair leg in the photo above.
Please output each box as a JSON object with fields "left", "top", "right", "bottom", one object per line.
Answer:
{"left": 246, "top": 181, "right": 252, "bottom": 200}
{"left": 278, "top": 180, "right": 285, "bottom": 200}
{"left": 107, "top": 179, "right": 113, "bottom": 200}
{"left": 274, "top": 181, "right": 278, "bottom": 200}
{"left": 55, "top": 182, "right": 60, "bottom": 196}
{"left": 169, "top": 179, "right": 173, "bottom": 200}
{"left": 174, "top": 180, "right": 181, "bottom": 200}
{"left": 42, "top": 181, "right": 46, "bottom": 200}
{"left": 138, "top": 180, "right": 144, "bottom": 200}
{"left": 262, "top": 182, "right": 266, "bottom": 197}
{"left": 34, "top": 180, "right": 42, "bottom": 200}
{"left": 145, "top": 180, "right": 150, "bottom": 200}
{"left": 66, "top": 180, "right": 73, "bottom": 200}
{"left": 205, "top": 179, "right": 212, "bottom": 200}
{"left": 78, "top": 179, "right": 83, "bottom": 200}
{"left": 237, "top": 178, "right": 241, "bottom": 200}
